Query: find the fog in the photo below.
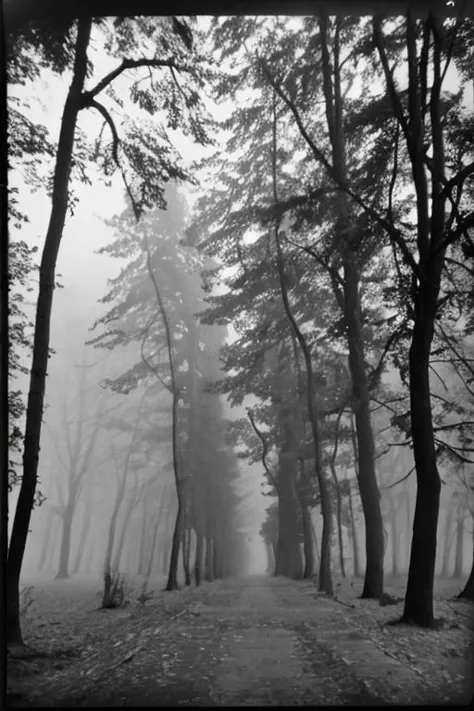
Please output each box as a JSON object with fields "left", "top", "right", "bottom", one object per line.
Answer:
{"left": 9, "top": 142, "right": 473, "bottom": 592}
{"left": 8, "top": 14, "right": 473, "bottom": 596}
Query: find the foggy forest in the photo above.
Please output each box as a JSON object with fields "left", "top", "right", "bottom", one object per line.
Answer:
{"left": 4, "top": 2, "right": 474, "bottom": 706}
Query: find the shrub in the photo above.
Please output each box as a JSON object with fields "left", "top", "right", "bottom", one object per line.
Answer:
{"left": 100, "top": 569, "right": 130, "bottom": 609}
{"left": 136, "top": 580, "right": 154, "bottom": 605}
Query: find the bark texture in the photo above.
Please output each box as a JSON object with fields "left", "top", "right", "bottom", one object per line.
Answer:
{"left": 6, "top": 19, "right": 92, "bottom": 648}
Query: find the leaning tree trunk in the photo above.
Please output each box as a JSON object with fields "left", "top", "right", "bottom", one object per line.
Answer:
{"left": 6, "top": 19, "right": 92, "bottom": 649}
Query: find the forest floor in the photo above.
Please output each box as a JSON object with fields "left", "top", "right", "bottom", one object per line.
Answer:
{"left": 7, "top": 573, "right": 474, "bottom": 707}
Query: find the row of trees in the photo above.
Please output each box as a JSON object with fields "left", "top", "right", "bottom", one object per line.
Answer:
{"left": 6, "top": 15, "right": 244, "bottom": 648}
{"left": 259, "top": 441, "right": 473, "bottom": 582}
{"left": 89, "top": 187, "right": 249, "bottom": 593}
{"left": 187, "top": 12, "right": 474, "bottom": 625}
{"left": 14, "top": 187, "right": 249, "bottom": 604}
{"left": 6, "top": 8, "right": 474, "bottom": 654}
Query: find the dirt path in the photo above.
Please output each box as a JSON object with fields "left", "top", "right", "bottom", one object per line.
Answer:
{"left": 9, "top": 575, "right": 473, "bottom": 707}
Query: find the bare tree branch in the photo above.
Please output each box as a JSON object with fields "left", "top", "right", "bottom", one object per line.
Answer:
{"left": 383, "top": 464, "right": 415, "bottom": 490}
{"left": 433, "top": 421, "right": 474, "bottom": 432}
{"left": 435, "top": 438, "right": 474, "bottom": 463}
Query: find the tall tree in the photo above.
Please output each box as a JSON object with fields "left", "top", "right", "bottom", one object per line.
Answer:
{"left": 7, "top": 15, "right": 213, "bottom": 647}
{"left": 371, "top": 12, "right": 474, "bottom": 625}
{"left": 90, "top": 187, "right": 247, "bottom": 589}
{"left": 225, "top": 11, "right": 474, "bottom": 625}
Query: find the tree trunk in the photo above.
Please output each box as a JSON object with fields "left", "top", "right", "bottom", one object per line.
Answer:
{"left": 271, "top": 99, "right": 332, "bottom": 594}
{"left": 212, "top": 536, "right": 219, "bottom": 579}
{"left": 274, "top": 422, "right": 303, "bottom": 580}
{"left": 112, "top": 490, "right": 141, "bottom": 573}
{"left": 298, "top": 460, "right": 314, "bottom": 579}
{"left": 166, "top": 505, "right": 183, "bottom": 591}
{"left": 318, "top": 16, "right": 383, "bottom": 598}
{"left": 344, "top": 261, "right": 384, "bottom": 598}
{"left": 137, "top": 498, "right": 149, "bottom": 576}
{"left": 376, "top": 12, "right": 446, "bottom": 628}
{"left": 103, "top": 475, "right": 127, "bottom": 579}
{"left": 163, "top": 346, "right": 183, "bottom": 592}
{"left": 144, "top": 232, "right": 183, "bottom": 593}
{"left": 301, "top": 502, "right": 314, "bottom": 579}
{"left": 329, "top": 454, "right": 345, "bottom": 578}
{"left": 389, "top": 497, "right": 400, "bottom": 576}
{"left": 453, "top": 501, "right": 466, "bottom": 579}
{"left": 204, "top": 536, "right": 214, "bottom": 582}
{"left": 182, "top": 526, "right": 192, "bottom": 586}
{"left": 311, "top": 522, "right": 320, "bottom": 568}
{"left": 265, "top": 541, "right": 275, "bottom": 574}
{"left": 72, "top": 500, "right": 93, "bottom": 575}
{"left": 55, "top": 504, "right": 74, "bottom": 579}
{"left": 194, "top": 530, "right": 203, "bottom": 586}
{"left": 458, "top": 523, "right": 474, "bottom": 600}
{"left": 441, "top": 495, "right": 455, "bottom": 577}
{"left": 404, "top": 490, "right": 412, "bottom": 573}
{"left": 161, "top": 530, "right": 171, "bottom": 576}
{"left": 347, "top": 475, "right": 362, "bottom": 578}
{"left": 36, "top": 511, "right": 56, "bottom": 574}
{"left": 144, "top": 513, "right": 161, "bottom": 580}
{"left": 6, "top": 19, "right": 92, "bottom": 649}
{"left": 402, "top": 311, "right": 441, "bottom": 627}
{"left": 145, "top": 487, "right": 168, "bottom": 579}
